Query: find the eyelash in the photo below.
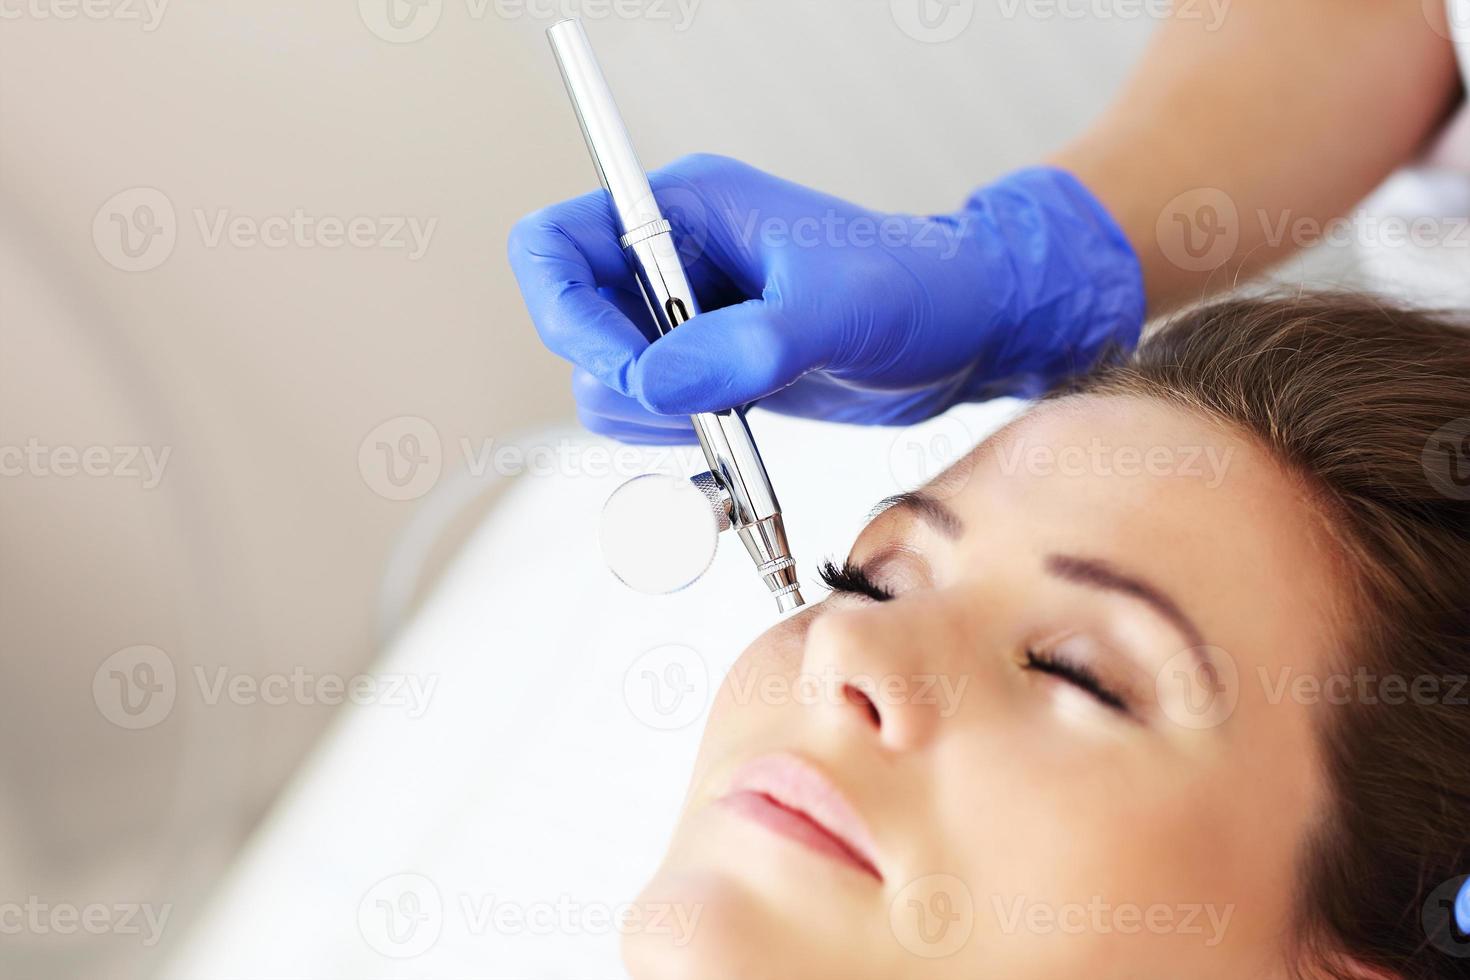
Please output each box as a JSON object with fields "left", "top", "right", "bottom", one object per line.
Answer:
{"left": 818, "top": 559, "right": 895, "bottom": 602}
{"left": 819, "top": 560, "right": 1132, "bottom": 716}
{"left": 1024, "top": 648, "right": 1130, "bottom": 714}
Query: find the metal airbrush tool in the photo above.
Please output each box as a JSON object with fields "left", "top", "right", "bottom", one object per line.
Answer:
{"left": 548, "top": 18, "right": 803, "bottom": 613}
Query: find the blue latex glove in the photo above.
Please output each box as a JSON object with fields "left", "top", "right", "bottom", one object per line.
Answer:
{"left": 509, "top": 153, "right": 1145, "bottom": 444}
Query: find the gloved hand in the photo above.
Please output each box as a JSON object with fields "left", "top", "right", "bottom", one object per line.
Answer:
{"left": 508, "top": 153, "right": 1145, "bottom": 444}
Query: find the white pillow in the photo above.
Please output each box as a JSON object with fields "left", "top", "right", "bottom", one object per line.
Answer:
{"left": 161, "top": 402, "right": 1018, "bottom": 979}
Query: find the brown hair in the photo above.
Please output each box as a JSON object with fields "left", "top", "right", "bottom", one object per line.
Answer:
{"left": 1059, "top": 292, "right": 1470, "bottom": 980}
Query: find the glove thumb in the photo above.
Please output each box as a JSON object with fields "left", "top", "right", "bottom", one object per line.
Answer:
{"left": 630, "top": 298, "right": 825, "bottom": 416}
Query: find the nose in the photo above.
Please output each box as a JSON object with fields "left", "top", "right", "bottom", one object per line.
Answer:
{"left": 800, "top": 600, "right": 957, "bottom": 753}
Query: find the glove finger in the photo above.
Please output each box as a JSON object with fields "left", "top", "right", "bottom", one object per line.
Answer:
{"left": 576, "top": 406, "right": 701, "bottom": 446}
{"left": 600, "top": 286, "right": 661, "bottom": 345}
{"left": 574, "top": 368, "right": 697, "bottom": 437}
{"left": 508, "top": 193, "right": 657, "bottom": 394}
{"left": 758, "top": 373, "right": 964, "bottom": 425}
{"left": 631, "top": 299, "right": 826, "bottom": 415}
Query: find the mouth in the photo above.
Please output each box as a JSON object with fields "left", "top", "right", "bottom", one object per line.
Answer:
{"left": 717, "top": 753, "right": 883, "bottom": 883}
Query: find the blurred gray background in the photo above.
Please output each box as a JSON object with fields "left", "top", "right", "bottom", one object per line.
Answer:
{"left": 0, "top": 1, "right": 1154, "bottom": 976}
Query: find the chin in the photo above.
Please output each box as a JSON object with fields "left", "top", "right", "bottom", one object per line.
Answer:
{"left": 622, "top": 870, "right": 771, "bottom": 980}
{"left": 625, "top": 798, "right": 893, "bottom": 977}
{"left": 624, "top": 862, "right": 876, "bottom": 980}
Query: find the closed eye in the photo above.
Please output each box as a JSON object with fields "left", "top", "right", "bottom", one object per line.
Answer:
{"left": 818, "top": 559, "right": 894, "bottom": 602}
{"left": 1024, "top": 648, "right": 1131, "bottom": 715}
{"left": 822, "top": 559, "right": 1134, "bottom": 716}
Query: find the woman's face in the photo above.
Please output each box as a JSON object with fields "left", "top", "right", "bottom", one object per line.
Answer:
{"left": 625, "top": 395, "right": 1351, "bottom": 980}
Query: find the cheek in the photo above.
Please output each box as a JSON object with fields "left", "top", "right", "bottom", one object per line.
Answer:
{"left": 924, "top": 727, "right": 1304, "bottom": 970}
{"left": 689, "top": 611, "right": 814, "bottom": 793}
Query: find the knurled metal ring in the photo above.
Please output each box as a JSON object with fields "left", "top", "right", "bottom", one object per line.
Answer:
{"left": 619, "top": 219, "right": 672, "bottom": 249}
{"left": 689, "top": 471, "right": 733, "bottom": 533}
{"left": 757, "top": 556, "right": 797, "bottom": 576}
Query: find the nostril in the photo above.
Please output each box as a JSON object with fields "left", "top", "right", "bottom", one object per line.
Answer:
{"left": 843, "top": 682, "right": 882, "bottom": 730}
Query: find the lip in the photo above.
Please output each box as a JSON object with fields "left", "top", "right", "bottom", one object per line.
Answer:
{"left": 717, "top": 753, "right": 883, "bottom": 882}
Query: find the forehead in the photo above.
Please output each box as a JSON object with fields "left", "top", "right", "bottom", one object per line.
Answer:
{"left": 928, "top": 395, "right": 1350, "bottom": 664}
{"left": 941, "top": 394, "right": 1286, "bottom": 526}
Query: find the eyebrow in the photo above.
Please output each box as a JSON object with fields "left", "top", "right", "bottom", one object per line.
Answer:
{"left": 872, "top": 491, "right": 963, "bottom": 539}
{"left": 1045, "top": 554, "right": 1208, "bottom": 652}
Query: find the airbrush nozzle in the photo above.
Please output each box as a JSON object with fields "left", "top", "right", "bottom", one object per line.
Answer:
{"left": 742, "top": 516, "right": 804, "bottom": 613}
{"left": 691, "top": 473, "right": 803, "bottom": 613}
{"left": 550, "top": 18, "right": 802, "bottom": 615}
